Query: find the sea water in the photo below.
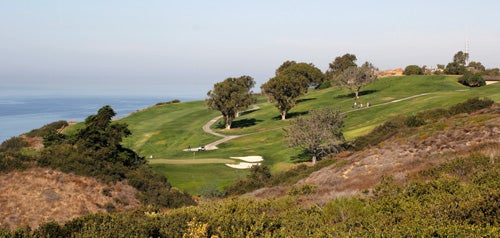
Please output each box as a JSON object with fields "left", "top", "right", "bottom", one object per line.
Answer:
{"left": 0, "top": 95, "right": 194, "bottom": 143}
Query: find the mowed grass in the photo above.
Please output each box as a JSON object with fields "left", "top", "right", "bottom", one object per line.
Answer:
{"left": 116, "top": 76, "right": 499, "bottom": 194}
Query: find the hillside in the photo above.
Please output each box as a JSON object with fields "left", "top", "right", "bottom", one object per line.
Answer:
{"left": 2, "top": 100, "right": 497, "bottom": 237}
{"left": 249, "top": 104, "right": 499, "bottom": 203}
{"left": 0, "top": 168, "right": 140, "bottom": 230}
{"left": 119, "top": 75, "right": 500, "bottom": 193}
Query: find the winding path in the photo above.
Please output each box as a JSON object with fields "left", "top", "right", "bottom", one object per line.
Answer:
{"left": 194, "top": 93, "right": 434, "bottom": 151}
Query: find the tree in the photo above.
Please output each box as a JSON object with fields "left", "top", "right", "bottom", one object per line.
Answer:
{"left": 403, "top": 65, "right": 423, "bottom": 75}
{"left": 261, "top": 61, "right": 323, "bottom": 120}
{"left": 206, "top": 76, "right": 256, "bottom": 129}
{"left": 453, "top": 51, "right": 469, "bottom": 65}
{"left": 326, "top": 53, "right": 357, "bottom": 78}
{"left": 261, "top": 74, "right": 306, "bottom": 120}
{"left": 75, "top": 105, "right": 144, "bottom": 167}
{"left": 334, "top": 62, "right": 377, "bottom": 99}
{"left": 285, "top": 107, "right": 345, "bottom": 164}
{"left": 275, "top": 60, "right": 297, "bottom": 76}
{"left": 281, "top": 62, "right": 326, "bottom": 87}
{"left": 444, "top": 61, "right": 467, "bottom": 75}
{"left": 467, "top": 61, "right": 485, "bottom": 73}
{"left": 458, "top": 72, "right": 486, "bottom": 87}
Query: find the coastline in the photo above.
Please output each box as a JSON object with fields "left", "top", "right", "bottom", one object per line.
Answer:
{"left": 0, "top": 95, "right": 199, "bottom": 143}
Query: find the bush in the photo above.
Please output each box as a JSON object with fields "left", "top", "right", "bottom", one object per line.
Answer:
{"left": 353, "top": 118, "right": 405, "bottom": 150}
{"left": 444, "top": 62, "right": 467, "bottom": 75}
{"left": 458, "top": 72, "right": 486, "bottom": 87}
{"left": 0, "top": 136, "right": 29, "bottom": 152}
{"left": 287, "top": 184, "right": 316, "bottom": 196}
{"left": 25, "top": 120, "right": 68, "bottom": 138}
{"left": 353, "top": 97, "right": 494, "bottom": 151}
{"left": 0, "top": 152, "right": 35, "bottom": 172}
{"left": 127, "top": 165, "right": 196, "bottom": 208}
{"left": 448, "top": 97, "right": 493, "bottom": 115}
{"left": 316, "top": 80, "right": 332, "bottom": 89}
{"left": 403, "top": 65, "right": 423, "bottom": 75}
{"left": 226, "top": 165, "right": 271, "bottom": 195}
{"left": 155, "top": 99, "right": 181, "bottom": 106}
{"left": 404, "top": 114, "right": 425, "bottom": 127}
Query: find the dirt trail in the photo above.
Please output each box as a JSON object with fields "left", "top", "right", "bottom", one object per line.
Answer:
{"left": 195, "top": 105, "right": 259, "bottom": 151}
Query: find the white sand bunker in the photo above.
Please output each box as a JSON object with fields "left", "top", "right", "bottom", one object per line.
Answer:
{"left": 230, "top": 156, "right": 263, "bottom": 162}
{"left": 226, "top": 156, "right": 263, "bottom": 169}
{"left": 226, "top": 162, "right": 261, "bottom": 169}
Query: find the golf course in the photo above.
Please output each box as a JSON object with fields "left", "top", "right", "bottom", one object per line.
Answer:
{"left": 117, "top": 75, "right": 500, "bottom": 194}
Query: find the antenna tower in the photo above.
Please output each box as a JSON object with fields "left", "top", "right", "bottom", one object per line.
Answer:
{"left": 465, "top": 39, "right": 470, "bottom": 65}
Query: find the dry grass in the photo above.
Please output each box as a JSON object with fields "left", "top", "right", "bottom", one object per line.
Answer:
{"left": 0, "top": 168, "right": 140, "bottom": 230}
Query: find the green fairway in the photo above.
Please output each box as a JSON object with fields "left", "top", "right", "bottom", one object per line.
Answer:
{"left": 118, "top": 75, "right": 499, "bottom": 194}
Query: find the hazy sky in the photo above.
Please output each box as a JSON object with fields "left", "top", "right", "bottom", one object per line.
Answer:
{"left": 1, "top": 0, "right": 499, "bottom": 99}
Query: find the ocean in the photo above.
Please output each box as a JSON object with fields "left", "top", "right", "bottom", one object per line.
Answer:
{"left": 0, "top": 95, "right": 196, "bottom": 143}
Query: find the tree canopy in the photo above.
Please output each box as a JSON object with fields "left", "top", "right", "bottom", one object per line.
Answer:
{"left": 206, "top": 76, "right": 256, "bottom": 129}
{"left": 261, "top": 61, "right": 323, "bottom": 120}
{"left": 334, "top": 62, "right": 377, "bottom": 99}
{"left": 261, "top": 74, "right": 306, "bottom": 120}
{"left": 453, "top": 50, "right": 469, "bottom": 66}
{"left": 326, "top": 53, "right": 358, "bottom": 78}
{"left": 467, "top": 61, "right": 485, "bottom": 73}
{"left": 403, "top": 65, "right": 423, "bottom": 75}
{"left": 445, "top": 51, "right": 470, "bottom": 75}
{"left": 285, "top": 107, "right": 345, "bottom": 164}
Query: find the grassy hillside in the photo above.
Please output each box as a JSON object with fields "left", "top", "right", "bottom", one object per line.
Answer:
{"left": 119, "top": 75, "right": 500, "bottom": 193}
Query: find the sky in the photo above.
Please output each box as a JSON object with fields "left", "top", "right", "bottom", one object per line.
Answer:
{"left": 1, "top": 0, "right": 499, "bottom": 99}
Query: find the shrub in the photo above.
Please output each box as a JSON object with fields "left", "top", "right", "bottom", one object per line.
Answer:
{"left": 25, "top": 120, "right": 68, "bottom": 138}
{"left": 155, "top": 99, "right": 181, "bottom": 106}
{"left": 353, "top": 118, "right": 405, "bottom": 150}
{"left": 287, "top": 184, "right": 316, "bottom": 196}
{"left": 405, "top": 114, "right": 425, "bottom": 127}
{"left": 0, "top": 152, "right": 34, "bottom": 172}
{"left": 316, "top": 80, "right": 332, "bottom": 89}
{"left": 458, "top": 72, "right": 486, "bottom": 87}
{"left": 403, "top": 65, "right": 423, "bottom": 75}
{"left": 127, "top": 165, "right": 196, "bottom": 208}
{"left": 0, "top": 136, "right": 29, "bottom": 152}
{"left": 226, "top": 165, "right": 271, "bottom": 195}
{"left": 354, "top": 97, "right": 494, "bottom": 151}
{"left": 448, "top": 97, "right": 493, "bottom": 115}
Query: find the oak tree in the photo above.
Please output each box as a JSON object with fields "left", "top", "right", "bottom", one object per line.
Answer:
{"left": 261, "top": 61, "right": 323, "bottom": 120}
{"left": 285, "top": 107, "right": 345, "bottom": 164}
{"left": 326, "top": 53, "right": 358, "bottom": 78}
{"left": 335, "top": 62, "right": 377, "bottom": 99}
{"left": 206, "top": 76, "right": 256, "bottom": 129}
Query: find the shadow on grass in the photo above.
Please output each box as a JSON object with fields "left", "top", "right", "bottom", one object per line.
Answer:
{"left": 290, "top": 151, "right": 312, "bottom": 163}
{"left": 232, "top": 118, "right": 262, "bottom": 129}
{"left": 297, "top": 98, "right": 316, "bottom": 103}
{"left": 272, "top": 111, "right": 309, "bottom": 120}
{"left": 216, "top": 118, "right": 262, "bottom": 129}
{"left": 335, "top": 90, "right": 378, "bottom": 99}
{"left": 239, "top": 107, "right": 259, "bottom": 117}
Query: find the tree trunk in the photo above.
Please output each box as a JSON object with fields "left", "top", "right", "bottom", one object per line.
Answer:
{"left": 312, "top": 155, "right": 317, "bottom": 165}
{"left": 281, "top": 111, "right": 287, "bottom": 120}
{"left": 225, "top": 115, "right": 231, "bottom": 129}
{"left": 355, "top": 89, "right": 359, "bottom": 99}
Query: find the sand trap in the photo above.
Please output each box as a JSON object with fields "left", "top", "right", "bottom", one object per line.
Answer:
{"left": 230, "top": 156, "right": 263, "bottom": 162}
{"left": 225, "top": 156, "right": 263, "bottom": 169}
{"left": 226, "top": 162, "right": 261, "bottom": 169}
